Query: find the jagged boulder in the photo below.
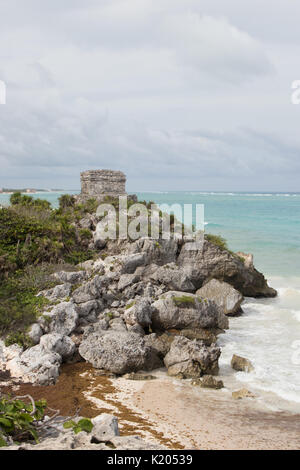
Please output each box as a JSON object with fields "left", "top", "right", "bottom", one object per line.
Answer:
{"left": 39, "top": 333, "right": 76, "bottom": 361}
{"left": 151, "top": 291, "right": 228, "bottom": 331}
{"left": 144, "top": 333, "right": 174, "bottom": 359}
{"left": 28, "top": 323, "right": 44, "bottom": 344}
{"left": 6, "top": 344, "right": 61, "bottom": 385}
{"left": 39, "top": 283, "right": 72, "bottom": 302}
{"left": 53, "top": 271, "right": 87, "bottom": 284}
{"left": 76, "top": 300, "right": 103, "bottom": 325}
{"left": 127, "top": 238, "right": 179, "bottom": 266}
{"left": 177, "top": 240, "right": 277, "bottom": 297}
{"left": 40, "top": 302, "right": 78, "bottom": 336}
{"left": 121, "top": 253, "right": 147, "bottom": 274}
{"left": 79, "top": 330, "right": 157, "bottom": 374}
{"left": 196, "top": 278, "right": 243, "bottom": 315}
{"left": 231, "top": 354, "right": 254, "bottom": 372}
{"left": 150, "top": 263, "right": 195, "bottom": 292}
{"left": 118, "top": 273, "right": 140, "bottom": 291}
{"left": 164, "top": 336, "right": 221, "bottom": 378}
{"left": 91, "top": 414, "right": 119, "bottom": 442}
{"left": 71, "top": 275, "right": 102, "bottom": 303}
{"left": 123, "top": 298, "right": 152, "bottom": 328}
{"left": 232, "top": 388, "right": 255, "bottom": 399}
{"left": 192, "top": 375, "right": 224, "bottom": 389}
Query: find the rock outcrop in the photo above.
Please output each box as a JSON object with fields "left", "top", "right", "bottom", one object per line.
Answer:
{"left": 151, "top": 291, "right": 228, "bottom": 331}
{"left": 196, "top": 279, "right": 243, "bottom": 316}
{"left": 3, "top": 413, "right": 163, "bottom": 451}
{"left": 0, "top": 200, "right": 276, "bottom": 387}
{"left": 231, "top": 354, "right": 254, "bottom": 373}
{"left": 177, "top": 240, "right": 277, "bottom": 297}
{"left": 164, "top": 336, "right": 221, "bottom": 378}
{"left": 79, "top": 329, "right": 159, "bottom": 374}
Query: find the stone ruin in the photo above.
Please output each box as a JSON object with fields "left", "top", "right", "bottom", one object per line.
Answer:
{"left": 78, "top": 169, "right": 128, "bottom": 202}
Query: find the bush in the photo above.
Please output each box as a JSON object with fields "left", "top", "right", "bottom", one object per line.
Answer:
{"left": 205, "top": 233, "right": 228, "bottom": 251}
{"left": 0, "top": 396, "right": 93, "bottom": 447}
{"left": 0, "top": 396, "right": 47, "bottom": 446}
{"left": 0, "top": 265, "right": 56, "bottom": 341}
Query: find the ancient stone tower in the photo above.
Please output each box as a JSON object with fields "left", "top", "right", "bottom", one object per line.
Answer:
{"left": 79, "top": 169, "right": 127, "bottom": 202}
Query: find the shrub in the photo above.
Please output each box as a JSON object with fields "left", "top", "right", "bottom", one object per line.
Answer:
{"left": 205, "top": 233, "right": 228, "bottom": 251}
{"left": 0, "top": 265, "right": 56, "bottom": 341}
{"left": 63, "top": 418, "right": 93, "bottom": 434}
{"left": 0, "top": 396, "right": 47, "bottom": 446}
{"left": 58, "top": 194, "right": 76, "bottom": 210}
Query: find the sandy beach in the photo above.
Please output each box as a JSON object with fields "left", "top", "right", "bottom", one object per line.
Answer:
{"left": 108, "top": 373, "right": 300, "bottom": 450}
{"left": 2, "top": 363, "right": 299, "bottom": 450}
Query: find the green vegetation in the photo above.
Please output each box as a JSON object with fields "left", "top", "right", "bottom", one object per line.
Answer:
{"left": 0, "top": 395, "right": 94, "bottom": 447}
{"left": 63, "top": 418, "right": 93, "bottom": 435}
{"left": 0, "top": 264, "right": 61, "bottom": 345}
{"left": 0, "top": 396, "right": 47, "bottom": 446}
{"left": 125, "top": 301, "right": 135, "bottom": 309}
{"left": 0, "top": 192, "right": 97, "bottom": 276}
{"left": 173, "top": 295, "right": 196, "bottom": 307}
{"left": 0, "top": 193, "right": 100, "bottom": 346}
{"left": 205, "top": 233, "right": 228, "bottom": 251}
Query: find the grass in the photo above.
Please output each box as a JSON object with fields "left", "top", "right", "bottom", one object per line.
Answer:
{"left": 172, "top": 295, "right": 196, "bottom": 307}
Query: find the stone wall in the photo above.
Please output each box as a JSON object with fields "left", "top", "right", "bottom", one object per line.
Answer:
{"left": 79, "top": 169, "right": 127, "bottom": 201}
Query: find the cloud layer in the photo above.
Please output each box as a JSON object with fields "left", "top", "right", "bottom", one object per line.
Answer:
{"left": 0, "top": 0, "right": 299, "bottom": 190}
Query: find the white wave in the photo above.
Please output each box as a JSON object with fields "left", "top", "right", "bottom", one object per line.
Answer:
{"left": 219, "top": 286, "right": 300, "bottom": 411}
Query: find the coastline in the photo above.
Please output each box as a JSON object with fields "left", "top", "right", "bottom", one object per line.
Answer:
{"left": 2, "top": 363, "right": 299, "bottom": 450}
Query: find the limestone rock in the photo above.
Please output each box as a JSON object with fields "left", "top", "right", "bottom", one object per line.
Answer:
{"left": 93, "top": 232, "right": 107, "bottom": 250}
{"left": 124, "top": 298, "right": 152, "bottom": 328}
{"left": 232, "top": 388, "right": 256, "bottom": 399}
{"left": 40, "top": 333, "right": 76, "bottom": 361}
{"left": 42, "top": 302, "right": 78, "bottom": 336}
{"left": 122, "top": 253, "right": 147, "bottom": 274}
{"left": 127, "top": 238, "right": 178, "bottom": 266}
{"left": 79, "top": 330, "right": 155, "bottom": 374}
{"left": 164, "top": 336, "right": 221, "bottom": 378}
{"left": 197, "top": 278, "right": 243, "bottom": 316}
{"left": 151, "top": 291, "right": 227, "bottom": 331}
{"left": 192, "top": 375, "right": 224, "bottom": 389}
{"left": 177, "top": 239, "right": 277, "bottom": 298}
{"left": 231, "top": 354, "right": 254, "bottom": 373}
{"left": 6, "top": 344, "right": 61, "bottom": 385}
{"left": 76, "top": 300, "right": 103, "bottom": 319}
{"left": 53, "top": 271, "right": 87, "bottom": 284}
{"left": 144, "top": 333, "right": 174, "bottom": 358}
{"left": 40, "top": 283, "right": 72, "bottom": 302}
{"left": 71, "top": 275, "right": 102, "bottom": 303}
{"left": 91, "top": 413, "right": 119, "bottom": 442}
{"left": 118, "top": 273, "right": 140, "bottom": 291}
{"left": 179, "top": 328, "right": 217, "bottom": 346}
{"left": 150, "top": 263, "right": 195, "bottom": 292}
{"left": 28, "top": 323, "right": 43, "bottom": 345}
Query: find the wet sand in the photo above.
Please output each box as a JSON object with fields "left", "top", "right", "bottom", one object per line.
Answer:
{"left": 1, "top": 363, "right": 299, "bottom": 450}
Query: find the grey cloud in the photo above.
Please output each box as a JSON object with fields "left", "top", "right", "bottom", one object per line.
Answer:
{"left": 0, "top": 0, "right": 299, "bottom": 191}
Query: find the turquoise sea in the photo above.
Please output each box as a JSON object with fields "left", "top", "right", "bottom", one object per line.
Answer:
{"left": 1, "top": 190, "right": 300, "bottom": 409}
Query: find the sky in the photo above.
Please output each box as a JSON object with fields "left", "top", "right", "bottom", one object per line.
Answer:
{"left": 0, "top": 0, "right": 300, "bottom": 191}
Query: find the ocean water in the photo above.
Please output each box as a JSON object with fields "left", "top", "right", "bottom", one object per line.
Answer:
{"left": 1, "top": 190, "right": 299, "bottom": 410}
